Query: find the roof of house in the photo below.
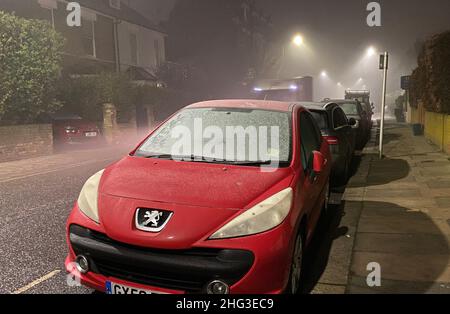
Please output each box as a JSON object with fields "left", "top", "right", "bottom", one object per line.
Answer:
{"left": 78, "top": 0, "right": 166, "bottom": 34}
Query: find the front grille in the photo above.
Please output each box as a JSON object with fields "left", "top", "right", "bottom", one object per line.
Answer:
{"left": 69, "top": 225, "right": 254, "bottom": 293}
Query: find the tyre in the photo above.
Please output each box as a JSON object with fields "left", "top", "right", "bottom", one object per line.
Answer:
{"left": 287, "top": 231, "right": 304, "bottom": 294}
{"left": 323, "top": 179, "right": 331, "bottom": 212}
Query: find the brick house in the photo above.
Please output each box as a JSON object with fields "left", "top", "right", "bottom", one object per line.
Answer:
{"left": 1, "top": 0, "right": 166, "bottom": 79}
{"left": 1, "top": 0, "right": 167, "bottom": 136}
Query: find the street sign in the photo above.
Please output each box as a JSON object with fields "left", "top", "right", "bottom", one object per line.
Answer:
{"left": 401, "top": 75, "right": 411, "bottom": 90}
{"left": 379, "top": 54, "right": 389, "bottom": 70}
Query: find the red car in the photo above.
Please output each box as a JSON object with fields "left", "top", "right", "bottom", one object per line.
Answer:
{"left": 65, "top": 100, "right": 332, "bottom": 294}
{"left": 52, "top": 114, "right": 102, "bottom": 146}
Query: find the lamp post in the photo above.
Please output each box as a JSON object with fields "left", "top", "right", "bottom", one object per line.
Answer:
{"left": 277, "top": 34, "right": 305, "bottom": 78}
{"left": 379, "top": 51, "right": 389, "bottom": 159}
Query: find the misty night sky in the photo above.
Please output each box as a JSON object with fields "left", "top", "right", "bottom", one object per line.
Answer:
{"left": 131, "top": 0, "right": 450, "bottom": 106}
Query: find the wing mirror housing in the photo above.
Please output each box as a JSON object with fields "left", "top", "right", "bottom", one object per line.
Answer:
{"left": 349, "top": 118, "right": 360, "bottom": 129}
{"left": 312, "top": 151, "right": 325, "bottom": 174}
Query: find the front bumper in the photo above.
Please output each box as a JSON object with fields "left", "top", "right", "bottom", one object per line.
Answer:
{"left": 65, "top": 205, "right": 295, "bottom": 294}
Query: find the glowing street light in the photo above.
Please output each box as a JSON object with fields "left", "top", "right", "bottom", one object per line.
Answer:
{"left": 321, "top": 71, "right": 328, "bottom": 78}
{"left": 292, "top": 34, "right": 304, "bottom": 46}
{"left": 367, "top": 46, "right": 376, "bottom": 57}
{"left": 337, "top": 82, "right": 342, "bottom": 87}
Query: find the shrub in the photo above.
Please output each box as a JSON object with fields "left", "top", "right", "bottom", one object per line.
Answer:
{"left": 410, "top": 31, "right": 450, "bottom": 113}
{"left": 0, "top": 11, "right": 65, "bottom": 124}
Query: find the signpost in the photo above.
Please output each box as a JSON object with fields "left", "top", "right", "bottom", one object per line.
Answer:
{"left": 379, "top": 52, "right": 389, "bottom": 159}
{"left": 401, "top": 75, "right": 411, "bottom": 116}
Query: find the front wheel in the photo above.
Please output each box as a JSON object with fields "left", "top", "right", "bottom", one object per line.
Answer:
{"left": 323, "top": 179, "right": 331, "bottom": 212}
{"left": 287, "top": 232, "right": 304, "bottom": 294}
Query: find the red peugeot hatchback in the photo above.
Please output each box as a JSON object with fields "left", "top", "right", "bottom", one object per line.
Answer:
{"left": 65, "top": 100, "right": 332, "bottom": 294}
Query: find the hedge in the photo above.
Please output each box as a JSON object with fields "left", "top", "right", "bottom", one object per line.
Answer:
{"left": 410, "top": 31, "right": 450, "bottom": 113}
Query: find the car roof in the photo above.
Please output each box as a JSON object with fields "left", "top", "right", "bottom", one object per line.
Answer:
{"left": 186, "top": 99, "right": 294, "bottom": 112}
{"left": 324, "top": 99, "right": 359, "bottom": 105}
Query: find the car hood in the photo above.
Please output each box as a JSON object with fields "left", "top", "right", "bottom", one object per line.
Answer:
{"left": 100, "top": 156, "right": 293, "bottom": 209}
{"left": 96, "top": 156, "right": 294, "bottom": 249}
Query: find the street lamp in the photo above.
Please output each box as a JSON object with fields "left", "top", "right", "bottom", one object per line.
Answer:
{"left": 292, "top": 34, "right": 304, "bottom": 46}
{"left": 367, "top": 46, "right": 376, "bottom": 57}
{"left": 277, "top": 33, "right": 306, "bottom": 78}
{"left": 321, "top": 71, "right": 328, "bottom": 78}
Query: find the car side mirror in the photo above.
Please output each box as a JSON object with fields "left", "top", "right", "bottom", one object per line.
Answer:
{"left": 312, "top": 151, "right": 325, "bottom": 174}
{"left": 348, "top": 118, "right": 357, "bottom": 126}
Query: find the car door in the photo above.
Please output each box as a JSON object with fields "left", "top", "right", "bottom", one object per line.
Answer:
{"left": 332, "top": 107, "right": 354, "bottom": 158}
{"left": 299, "top": 111, "right": 324, "bottom": 240}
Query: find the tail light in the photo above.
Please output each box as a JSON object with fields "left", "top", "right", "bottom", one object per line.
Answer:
{"left": 323, "top": 136, "right": 339, "bottom": 145}
{"left": 65, "top": 126, "right": 78, "bottom": 134}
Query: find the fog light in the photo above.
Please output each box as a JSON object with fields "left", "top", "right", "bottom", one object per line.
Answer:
{"left": 75, "top": 255, "right": 89, "bottom": 274}
{"left": 206, "top": 280, "right": 229, "bottom": 294}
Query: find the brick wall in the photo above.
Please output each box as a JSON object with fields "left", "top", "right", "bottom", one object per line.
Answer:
{"left": 0, "top": 124, "right": 53, "bottom": 162}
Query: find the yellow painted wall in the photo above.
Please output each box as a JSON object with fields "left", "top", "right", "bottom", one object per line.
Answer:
{"left": 424, "top": 111, "right": 450, "bottom": 154}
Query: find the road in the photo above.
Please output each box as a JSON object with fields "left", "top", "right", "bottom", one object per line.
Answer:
{"left": 0, "top": 147, "right": 129, "bottom": 294}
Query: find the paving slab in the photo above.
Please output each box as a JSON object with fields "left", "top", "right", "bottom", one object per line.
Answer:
{"left": 348, "top": 276, "right": 450, "bottom": 294}
{"left": 351, "top": 252, "right": 450, "bottom": 283}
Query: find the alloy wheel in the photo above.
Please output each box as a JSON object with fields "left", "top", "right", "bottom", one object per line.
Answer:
{"left": 289, "top": 233, "right": 303, "bottom": 294}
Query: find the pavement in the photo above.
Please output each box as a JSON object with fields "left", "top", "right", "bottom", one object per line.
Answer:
{"left": 307, "top": 122, "right": 450, "bottom": 294}
{"left": 0, "top": 123, "right": 449, "bottom": 294}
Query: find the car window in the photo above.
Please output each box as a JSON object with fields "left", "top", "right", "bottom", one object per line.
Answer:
{"left": 300, "top": 112, "right": 321, "bottom": 171}
{"left": 339, "top": 103, "right": 359, "bottom": 116}
{"left": 333, "top": 107, "right": 348, "bottom": 128}
{"left": 309, "top": 110, "right": 329, "bottom": 130}
{"left": 136, "top": 108, "right": 292, "bottom": 165}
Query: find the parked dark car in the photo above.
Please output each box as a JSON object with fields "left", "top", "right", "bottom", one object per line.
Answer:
{"left": 304, "top": 102, "right": 356, "bottom": 187}
{"left": 50, "top": 114, "right": 102, "bottom": 147}
{"left": 323, "top": 99, "right": 370, "bottom": 150}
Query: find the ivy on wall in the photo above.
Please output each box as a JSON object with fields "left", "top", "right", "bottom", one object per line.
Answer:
{"left": 410, "top": 31, "right": 450, "bottom": 113}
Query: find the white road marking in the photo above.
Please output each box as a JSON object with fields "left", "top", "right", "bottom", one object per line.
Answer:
{"left": 0, "top": 158, "right": 115, "bottom": 184}
{"left": 12, "top": 270, "right": 61, "bottom": 294}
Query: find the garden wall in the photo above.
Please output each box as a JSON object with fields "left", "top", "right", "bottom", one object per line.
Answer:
{"left": 0, "top": 124, "right": 53, "bottom": 162}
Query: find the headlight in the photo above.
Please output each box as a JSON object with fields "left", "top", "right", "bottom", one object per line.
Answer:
{"left": 77, "top": 170, "right": 104, "bottom": 223}
{"left": 210, "top": 188, "right": 293, "bottom": 239}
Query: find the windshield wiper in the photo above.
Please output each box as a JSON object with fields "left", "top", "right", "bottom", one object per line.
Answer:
{"left": 142, "top": 154, "right": 174, "bottom": 160}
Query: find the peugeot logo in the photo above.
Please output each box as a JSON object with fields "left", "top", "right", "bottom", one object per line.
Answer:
{"left": 135, "top": 208, "right": 173, "bottom": 232}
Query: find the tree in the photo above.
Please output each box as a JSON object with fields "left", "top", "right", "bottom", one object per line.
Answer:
{"left": 410, "top": 31, "right": 450, "bottom": 113}
{"left": 165, "top": 0, "right": 273, "bottom": 98}
{"left": 0, "top": 11, "right": 65, "bottom": 124}
{"left": 57, "top": 73, "right": 135, "bottom": 122}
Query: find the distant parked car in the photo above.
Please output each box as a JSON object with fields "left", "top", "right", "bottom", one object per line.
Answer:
{"left": 51, "top": 114, "right": 102, "bottom": 146}
{"left": 304, "top": 102, "right": 356, "bottom": 187}
{"left": 323, "top": 99, "right": 370, "bottom": 150}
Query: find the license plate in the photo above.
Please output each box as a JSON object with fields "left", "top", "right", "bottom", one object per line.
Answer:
{"left": 106, "top": 281, "right": 160, "bottom": 294}
{"left": 85, "top": 132, "right": 97, "bottom": 137}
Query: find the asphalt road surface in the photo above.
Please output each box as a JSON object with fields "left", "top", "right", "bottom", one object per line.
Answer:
{"left": 0, "top": 148, "right": 127, "bottom": 294}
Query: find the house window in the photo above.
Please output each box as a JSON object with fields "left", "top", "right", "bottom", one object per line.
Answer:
{"left": 130, "top": 33, "right": 138, "bottom": 65}
{"left": 81, "top": 19, "right": 96, "bottom": 57}
{"left": 38, "top": 0, "right": 57, "bottom": 28}
{"left": 109, "top": 0, "right": 121, "bottom": 10}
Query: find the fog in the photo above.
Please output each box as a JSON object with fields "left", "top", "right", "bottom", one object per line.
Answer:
{"left": 131, "top": 0, "right": 450, "bottom": 110}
